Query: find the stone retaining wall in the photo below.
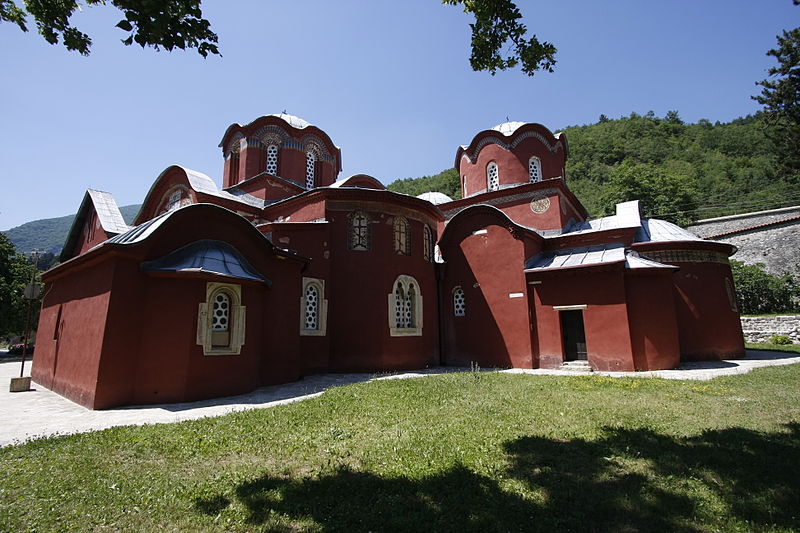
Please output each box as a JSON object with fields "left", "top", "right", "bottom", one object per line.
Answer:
{"left": 740, "top": 315, "right": 800, "bottom": 344}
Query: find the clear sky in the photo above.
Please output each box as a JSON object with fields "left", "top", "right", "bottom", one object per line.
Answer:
{"left": 1, "top": 0, "right": 797, "bottom": 230}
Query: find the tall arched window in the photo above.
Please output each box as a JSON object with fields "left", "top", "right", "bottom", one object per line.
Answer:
{"left": 266, "top": 144, "right": 279, "bottom": 175}
{"left": 487, "top": 162, "right": 499, "bottom": 191}
{"left": 304, "top": 285, "right": 319, "bottom": 330}
{"left": 300, "top": 277, "right": 328, "bottom": 335}
{"left": 453, "top": 287, "right": 466, "bottom": 317}
{"left": 394, "top": 216, "right": 411, "bottom": 255}
{"left": 462, "top": 175, "right": 468, "bottom": 197}
{"left": 211, "top": 292, "right": 230, "bottom": 347}
{"left": 348, "top": 210, "right": 370, "bottom": 251}
{"left": 529, "top": 157, "right": 542, "bottom": 182}
{"left": 197, "top": 283, "right": 245, "bottom": 355}
{"left": 423, "top": 225, "right": 433, "bottom": 262}
{"left": 306, "top": 151, "right": 316, "bottom": 189}
{"left": 389, "top": 275, "right": 423, "bottom": 336}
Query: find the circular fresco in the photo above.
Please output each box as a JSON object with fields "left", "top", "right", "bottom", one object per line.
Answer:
{"left": 530, "top": 195, "right": 551, "bottom": 214}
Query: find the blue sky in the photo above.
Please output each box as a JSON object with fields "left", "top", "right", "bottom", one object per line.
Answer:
{"left": 1, "top": 0, "right": 797, "bottom": 230}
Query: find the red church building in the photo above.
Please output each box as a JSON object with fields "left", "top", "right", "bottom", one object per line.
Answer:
{"left": 31, "top": 114, "right": 745, "bottom": 409}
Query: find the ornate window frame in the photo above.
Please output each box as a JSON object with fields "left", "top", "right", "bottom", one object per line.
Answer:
{"left": 453, "top": 286, "right": 466, "bottom": 317}
{"left": 487, "top": 162, "right": 499, "bottom": 191}
{"left": 197, "top": 282, "right": 246, "bottom": 356}
{"left": 394, "top": 216, "right": 411, "bottom": 255}
{"left": 423, "top": 225, "right": 433, "bottom": 262}
{"left": 388, "top": 275, "right": 423, "bottom": 337}
{"left": 529, "top": 156, "right": 542, "bottom": 183}
{"left": 300, "top": 277, "right": 328, "bottom": 336}
{"left": 348, "top": 210, "right": 371, "bottom": 251}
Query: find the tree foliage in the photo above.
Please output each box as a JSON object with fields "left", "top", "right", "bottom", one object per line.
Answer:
{"left": 443, "top": 0, "right": 556, "bottom": 76}
{"left": 0, "top": 233, "right": 40, "bottom": 338}
{"left": 388, "top": 168, "right": 462, "bottom": 200}
{"left": 0, "top": 0, "right": 219, "bottom": 56}
{"left": 730, "top": 260, "right": 800, "bottom": 315}
{"left": 753, "top": 24, "right": 800, "bottom": 183}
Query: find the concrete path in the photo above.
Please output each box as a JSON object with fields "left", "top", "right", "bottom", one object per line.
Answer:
{"left": 1, "top": 349, "right": 798, "bottom": 448}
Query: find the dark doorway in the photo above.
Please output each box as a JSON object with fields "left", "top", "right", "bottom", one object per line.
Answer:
{"left": 561, "top": 310, "right": 587, "bottom": 361}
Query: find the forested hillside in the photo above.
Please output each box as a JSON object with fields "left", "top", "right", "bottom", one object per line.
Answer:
{"left": 388, "top": 112, "right": 799, "bottom": 225}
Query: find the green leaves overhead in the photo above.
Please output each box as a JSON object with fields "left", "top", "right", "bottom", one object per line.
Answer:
{"left": 443, "top": 0, "right": 556, "bottom": 76}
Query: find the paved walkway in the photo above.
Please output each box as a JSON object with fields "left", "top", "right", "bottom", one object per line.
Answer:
{"left": 1, "top": 349, "right": 798, "bottom": 448}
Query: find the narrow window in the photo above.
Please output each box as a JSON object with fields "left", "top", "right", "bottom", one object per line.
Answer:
{"left": 406, "top": 283, "right": 416, "bottom": 327}
{"left": 305, "top": 284, "right": 319, "bottom": 330}
{"left": 348, "top": 210, "right": 370, "bottom": 251}
{"left": 453, "top": 287, "right": 466, "bottom": 316}
{"left": 394, "top": 282, "right": 406, "bottom": 328}
{"left": 211, "top": 292, "right": 230, "bottom": 347}
{"left": 197, "top": 283, "right": 246, "bottom": 355}
{"left": 306, "top": 151, "right": 316, "bottom": 189}
{"left": 487, "top": 162, "right": 499, "bottom": 191}
{"left": 266, "top": 144, "right": 279, "bottom": 175}
{"left": 394, "top": 216, "right": 411, "bottom": 255}
{"left": 423, "top": 225, "right": 433, "bottom": 262}
{"left": 389, "top": 275, "right": 423, "bottom": 336}
{"left": 462, "top": 175, "right": 468, "bottom": 197}
{"left": 529, "top": 157, "right": 542, "bottom": 182}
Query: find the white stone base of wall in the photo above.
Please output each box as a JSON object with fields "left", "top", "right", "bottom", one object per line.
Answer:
{"left": 740, "top": 315, "right": 800, "bottom": 344}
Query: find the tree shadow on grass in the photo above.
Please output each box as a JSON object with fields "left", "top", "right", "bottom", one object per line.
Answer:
{"left": 194, "top": 423, "right": 800, "bottom": 532}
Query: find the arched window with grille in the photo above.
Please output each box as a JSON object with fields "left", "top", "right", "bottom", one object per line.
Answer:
{"left": 266, "top": 144, "right": 279, "bottom": 175}
{"left": 394, "top": 216, "right": 411, "bottom": 255}
{"left": 453, "top": 287, "right": 466, "bottom": 317}
{"left": 348, "top": 210, "right": 370, "bottom": 251}
{"left": 423, "top": 225, "right": 433, "bottom": 262}
{"left": 487, "top": 162, "right": 499, "bottom": 191}
{"left": 300, "top": 277, "right": 328, "bottom": 335}
{"left": 529, "top": 157, "right": 542, "bottom": 183}
{"left": 306, "top": 151, "right": 316, "bottom": 189}
{"left": 197, "top": 283, "right": 246, "bottom": 355}
{"left": 389, "top": 275, "right": 422, "bottom": 336}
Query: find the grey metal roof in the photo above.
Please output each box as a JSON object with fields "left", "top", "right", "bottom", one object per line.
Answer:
{"left": 141, "top": 239, "right": 268, "bottom": 283}
{"left": 267, "top": 113, "right": 311, "bottom": 129}
{"left": 87, "top": 190, "right": 130, "bottom": 234}
{"left": 525, "top": 244, "right": 674, "bottom": 272}
{"left": 107, "top": 211, "right": 172, "bottom": 245}
{"left": 416, "top": 192, "right": 453, "bottom": 205}
{"left": 635, "top": 218, "right": 702, "bottom": 243}
{"left": 492, "top": 121, "right": 527, "bottom": 136}
{"left": 184, "top": 168, "right": 264, "bottom": 208}
{"left": 564, "top": 200, "right": 642, "bottom": 235}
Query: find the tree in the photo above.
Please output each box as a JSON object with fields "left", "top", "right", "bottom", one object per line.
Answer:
{"left": 753, "top": 23, "right": 800, "bottom": 182}
{"left": 0, "top": 233, "right": 40, "bottom": 338}
{"left": 443, "top": 0, "right": 556, "bottom": 76}
{"left": 0, "top": 0, "right": 219, "bottom": 57}
{"left": 730, "top": 260, "right": 799, "bottom": 315}
{"left": 599, "top": 161, "right": 699, "bottom": 226}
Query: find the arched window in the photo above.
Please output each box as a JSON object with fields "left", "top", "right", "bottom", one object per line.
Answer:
{"left": 389, "top": 275, "right": 423, "bottom": 336}
{"left": 453, "top": 287, "right": 466, "bottom": 317}
{"left": 348, "top": 210, "right": 370, "bottom": 251}
{"left": 300, "top": 277, "right": 328, "bottom": 335}
{"left": 211, "top": 292, "right": 230, "bottom": 347}
{"left": 306, "top": 151, "right": 316, "bottom": 189}
{"left": 487, "top": 162, "right": 499, "bottom": 191}
{"left": 462, "top": 175, "right": 468, "bottom": 197}
{"left": 423, "top": 225, "right": 433, "bottom": 262}
{"left": 529, "top": 157, "right": 542, "bottom": 182}
{"left": 394, "top": 216, "right": 411, "bottom": 255}
{"left": 197, "top": 283, "right": 245, "bottom": 355}
{"left": 266, "top": 144, "right": 279, "bottom": 175}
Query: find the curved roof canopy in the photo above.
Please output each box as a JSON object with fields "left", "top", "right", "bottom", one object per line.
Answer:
{"left": 141, "top": 239, "right": 268, "bottom": 283}
{"left": 416, "top": 191, "right": 453, "bottom": 205}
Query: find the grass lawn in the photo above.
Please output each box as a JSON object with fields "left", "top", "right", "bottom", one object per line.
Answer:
{"left": 747, "top": 342, "right": 800, "bottom": 354}
{"left": 1, "top": 365, "right": 799, "bottom": 532}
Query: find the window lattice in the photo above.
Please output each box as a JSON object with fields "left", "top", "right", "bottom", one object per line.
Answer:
{"left": 349, "top": 211, "right": 370, "bottom": 251}
{"left": 305, "top": 285, "right": 319, "bottom": 329}
{"left": 394, "top": 216, "right": 411, "bottom": 255}
{"left": 529, "top": 157, "right": 542, "bottom": 182}
{"left": 306, "top": 151, "right": 316, "bottom": 189}
{"left": 453, "top": 287, "right": 465, "bottom": 316}
{"left": 394, "top": 281, "right": 416, "bottom": 328}
{"left": 487, "top": 162, "right": 499, "bottom": 191}
{"left": 165, "top": 189, "right": 183, "bottom": 212}
{"left": 406, "top": 284, "right": 416, "bottom": 327}
{"left": 266, "top": 145, "right": 278, "bottom": 175}
{"left": 212, "top": 293, "right": 229, "bottom": 331}
{"left": 423, "top": 225, "right": 433, "bottom": 262}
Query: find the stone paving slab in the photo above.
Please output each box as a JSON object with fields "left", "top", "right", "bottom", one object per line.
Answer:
{"left": 1, "top": 350, "right": 798, "bottom": 448}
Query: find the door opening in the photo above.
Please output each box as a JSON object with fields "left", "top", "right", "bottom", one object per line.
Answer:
{"left": 561, "top": 310, "right": 587, "bottom": 361}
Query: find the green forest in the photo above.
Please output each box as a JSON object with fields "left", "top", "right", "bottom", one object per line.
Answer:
{"left": 388, "top": 112, "right": 799, "bottom": 226}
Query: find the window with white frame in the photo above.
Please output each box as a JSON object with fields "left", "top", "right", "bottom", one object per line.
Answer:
{"left": 306, "top": 151, "right": 316, "bottom": 189}
{"left": 197, "top": 282, "right": 246, "bottom": 355}
{"left": 266, "top": 144, "right": 279, "bottom": 175}
{"left": 487, "top": 162, "right": 499, "bottom": 191}
{"left": 389, "top": 275, "right": 423, "bottom": 336}
{"left": 423, "top": 225, "right": 433, "bottom": 262}
{"left": 348, "top": 210, "right": 370, "bottom": 251}
{"left": 394, "top": 216, "right": 411, "bottom": 255}
{"left": 300, "top": 277, "right": 328, "bottom": 335}
{"left": 453, "top": 287, "right": 466, "bottom": 316}
{"left": 529, "top": 157, "right": 542, "bottom": 182}
{"left": 462, "top": 175, "right": 468, "bottom": 196}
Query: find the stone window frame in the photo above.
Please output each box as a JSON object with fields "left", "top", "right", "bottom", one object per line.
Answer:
{"left": 529, "top": 156, "right": 542, "bottom": 183}
{"left": 388, "top": 274, "right": 423, "bottom": 337}
{"left": 453, "top": 286, "right": 466, "bottom": 317}
{"left": 348, "top": 210, "right": 371, "bottom": 251}
{"left": 394, "top": 216, "right": 411, "bottom": 255}
{"left": 197, "top": 282, "right": 246, "bottom": 356}
{"left": 423, "top": 225, "right": 433, "bottom": 262}
{"left": 300, "top": 277, "right": 328, "bottom": 336}
{"left": 487, "top": 161, "right": 499, "bottom": 191}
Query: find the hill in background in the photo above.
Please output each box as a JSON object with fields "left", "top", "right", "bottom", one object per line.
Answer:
{"left": 3, "top": 204, "right": 141, "bottom": 255}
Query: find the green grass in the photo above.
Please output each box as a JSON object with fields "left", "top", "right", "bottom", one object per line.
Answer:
{"left": 747, "top": 342, "right": 800, "bottom": 354}
{"left": 2, "top": 366, "right": 800, "bottom": 532}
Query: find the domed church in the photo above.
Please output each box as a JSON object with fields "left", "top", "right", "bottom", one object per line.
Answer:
{"left": 31, "top": 114, "right": 745, "bottom": 409}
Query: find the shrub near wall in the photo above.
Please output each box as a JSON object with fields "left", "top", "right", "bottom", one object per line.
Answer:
{"left": 731, "top": 260, "right": 799, "bottom": 314}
